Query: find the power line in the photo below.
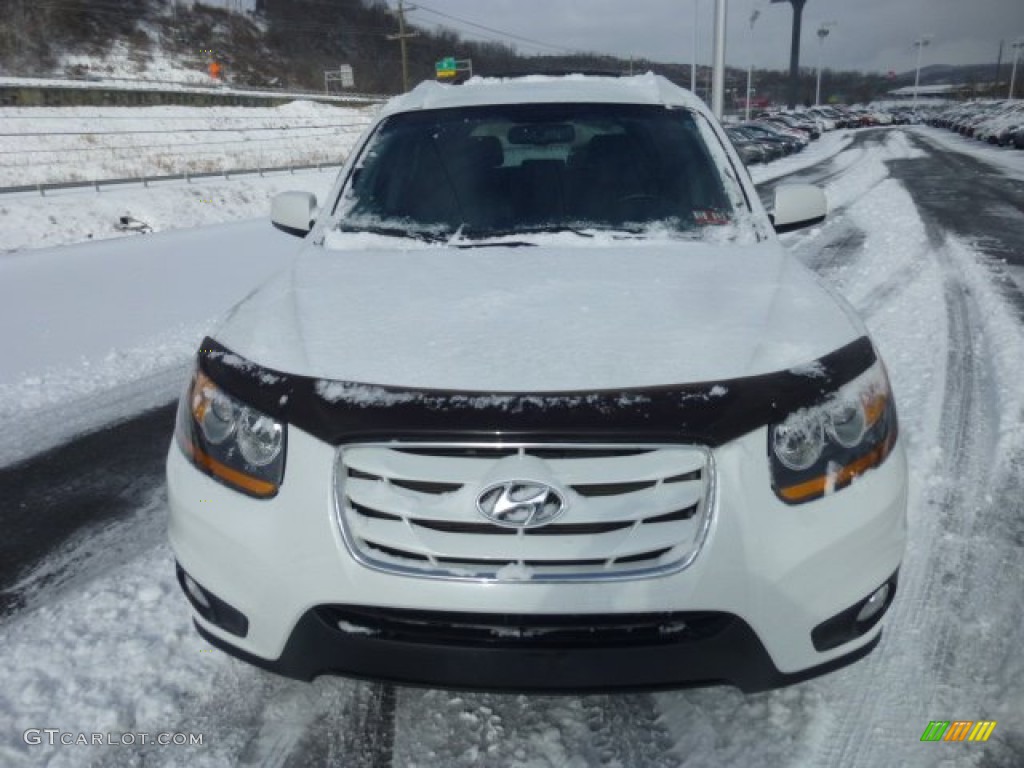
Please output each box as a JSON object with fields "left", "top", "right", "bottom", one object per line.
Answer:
{"left": 408, "top": 3, "right": 574, "bottom": 54}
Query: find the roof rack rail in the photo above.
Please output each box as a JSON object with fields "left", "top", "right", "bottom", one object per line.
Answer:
{"left": 479, "top": 69, "right": 627, "bottom": 79}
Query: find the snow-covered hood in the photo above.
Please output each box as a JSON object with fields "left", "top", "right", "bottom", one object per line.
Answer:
{"left": 213, "top": 239, "right": 864, "bottom": 392}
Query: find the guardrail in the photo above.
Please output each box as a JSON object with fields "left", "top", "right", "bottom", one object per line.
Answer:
{"left": 0, "top": 77, "right": 391, "bottom": 109}
{"left": 0, "top": 162, "right": 343, "bottom": 197}
{"left": 0, "top": 73, "right": 390, "bottom": 103}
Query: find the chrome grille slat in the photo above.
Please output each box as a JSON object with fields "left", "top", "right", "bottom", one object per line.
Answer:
{"left": 642, "top": 505, "right": 699, "bottom": 523}
{"left": 408, "top": 519, "right": 632, "bottom": 535}
{"left": 335, "top": 441, "right": 715, "bottom": 582}
{"left": 348, "top": 476, "right": 701, "bottom": 525}
{"left": 542, "top": 452, "right": 705, "bottom": 484}
{"left": 350, "top": 501, "right": 401, "bottom": 522}
{"left": 571, "top": 480, "right": 658, "bottom": 497}
{"left": 354, "top": 522, "right": 681, "bottom": 561}
{"left": 389, "top": 478, "right": 463, "bottom": 494}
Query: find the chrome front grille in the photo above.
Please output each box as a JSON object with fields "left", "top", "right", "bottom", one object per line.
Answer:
{"left": 333, "top": 442, "right": 715, "bottom": 582}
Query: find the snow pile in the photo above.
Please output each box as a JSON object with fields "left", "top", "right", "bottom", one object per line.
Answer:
{"left": 914, "top": 125, "right": 1024, "bottom": 183}
{"left": 749, "top": 129, "right": 855, "bottom": 185}
{"left": 0, "top": 216, "right": 310, "bottom": 465}
{"left": 0, "top": 166, "right": 338, "bottom": 253}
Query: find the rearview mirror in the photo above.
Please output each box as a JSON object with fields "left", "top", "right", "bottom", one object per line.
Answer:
{"left": 771, "top": 184, "right": 827, "bottom": 234}
{"left": 271, "top": 191, "right": 318, "bottom": 237}
{"left": 508, "top": 123, "right": 575, "bottom": 145}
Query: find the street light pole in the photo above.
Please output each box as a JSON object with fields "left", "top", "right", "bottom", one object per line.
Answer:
{"left": 814, "top": 22, "right": 835, "bottom": 106}
{"left": 912, "top": 35, "right": 932, "bottom": 108}
{"left": 745, "top": 8, "right": 760, "bottom": 121}
{"left": 692, "top": 0, "right": 699, "bottom": 94}
{"left": 770, "top": 0, "right": 808, "bottom": 110}
{"left": 1010, "top": 39, "right": 1023, "bottom": 100}
{"left": 711, "top": 0, "right": 728, "bottom": 118}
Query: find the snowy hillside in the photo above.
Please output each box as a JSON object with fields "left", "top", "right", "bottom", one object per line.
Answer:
{"left": 2, "top": 0, "right": 286, "bottom": 89}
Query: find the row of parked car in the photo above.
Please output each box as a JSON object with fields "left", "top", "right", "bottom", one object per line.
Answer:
{"left": 927, "top": 100, "right": 1024, "bottom": 149}
{"left": 723, "top": 104, "right": 905, "bottom": 166}
{"left": 724, "top": 102, "right": 942, "bottom": 166}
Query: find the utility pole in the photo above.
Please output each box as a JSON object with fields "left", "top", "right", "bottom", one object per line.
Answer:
{"left": 1010, "top": 39, "right": 1023, "bottom": 100}
{"left": 387, "top": 0, "right": 419, "bottom": 92}
{"left": 14, "top": 0, "right": 24, "bottom": 62}
{"left": 771, "top": 0, "right": 808, "bottom": 109}
{"left": 995, "top": 40, "right": 1004, "bottom": 93}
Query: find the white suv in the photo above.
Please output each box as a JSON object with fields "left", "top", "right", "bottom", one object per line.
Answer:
{"left": 167, "top": 73, "right": 907, "bottom": 692}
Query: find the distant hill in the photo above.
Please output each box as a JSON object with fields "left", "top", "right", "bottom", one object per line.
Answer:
{"left": 909, "top": 62, "right": 1007, "bottom": 88}
{"left": 0, "top": 0, "right": 1011, "bottom": 103}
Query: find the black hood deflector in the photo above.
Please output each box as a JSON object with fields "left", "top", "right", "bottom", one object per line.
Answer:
{"left": 197, "top": 336, "right": 875, "bottom": 448}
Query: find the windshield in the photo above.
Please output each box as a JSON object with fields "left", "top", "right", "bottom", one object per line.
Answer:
{"left": 333, "top": 102, "right": 740, "bottom": 241}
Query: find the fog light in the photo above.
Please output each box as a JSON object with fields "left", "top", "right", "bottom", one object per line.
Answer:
{"left": 811, "top": 571, "right": 898, "bottom": 652}
{"left": 175, "top": 562, "right": 250, "bottom": 638}
{"left": 183, "top": 573, "right": 211, "bottom": 609}
{"left": 855, "top": 583, "right": 890, "bottom": 623}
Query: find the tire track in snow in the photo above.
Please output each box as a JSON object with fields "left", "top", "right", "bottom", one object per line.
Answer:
{"left": 812, "top": 139, "right": 1004, "bottom": 768}
{"left": 824, "top": 237, "right": 995, "bottom": 768}
{"left": 756, "top": 130, "right": 886, "bottom": 207}
{"left": 392, "top": 689, "right": 677, "bottom": 768}
{"left": 232, "top": 679, "right": 395, "bottom": 768}
{"left": 337, "top": 682, "right": 396, "bottom": 768}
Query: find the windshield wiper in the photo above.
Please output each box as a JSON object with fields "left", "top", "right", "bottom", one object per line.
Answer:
{"left": 335, "top": 223, "right": 450, "bottom": 243}
{"left": 457, "top": 224, "right": 598, "bottom": 241}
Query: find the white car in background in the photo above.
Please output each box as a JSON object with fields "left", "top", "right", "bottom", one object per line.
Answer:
{"left": 167, "top": 73, "right": 908, "bottom": 692}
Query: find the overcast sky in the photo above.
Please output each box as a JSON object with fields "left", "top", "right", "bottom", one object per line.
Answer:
{"left": 404, "top": 0, "right": 1024, "bottom": 76}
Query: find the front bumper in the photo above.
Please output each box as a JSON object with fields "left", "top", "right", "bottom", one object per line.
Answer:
{"left": 168, "top": 422, "right": 908, "bottom": 692}
{"left": 191, "top": 601, "right": 886, "bottom": 694}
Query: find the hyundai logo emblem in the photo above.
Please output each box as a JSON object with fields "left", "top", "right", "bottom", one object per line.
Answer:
{"left": 476, "top": 481, "right": 567, "bottom": 528}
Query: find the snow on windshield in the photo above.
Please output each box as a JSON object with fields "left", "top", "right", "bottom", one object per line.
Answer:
{"left": 328, "top": 102, "right": 757, "bottom": 245}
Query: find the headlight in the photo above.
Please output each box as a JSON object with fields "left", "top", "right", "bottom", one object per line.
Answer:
{"left": 175, "top": 368, "right": 286, "bottom": 498}
{"left": 769, "top": 359, "right": 898, "bottom": 504}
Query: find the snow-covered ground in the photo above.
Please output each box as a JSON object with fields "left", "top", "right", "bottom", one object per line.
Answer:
{"left": 0, "top": 215, "right": 318, "bottom": 465}
{"left": 1, "top": 125, "right": 1022, "bottom": 766}
{"left": 0, "top": 99, "right": 374, "bottom": 253}
{"left": 748, "top": 128, "right": 855, "bottom": 185}
{"left": 0, "top": 166, "right": 339, "bottom": 253}
{"left": 0, "top": 100, "right": 375, "bottom": 187}
{"left": 911, "top": 124, "right": 1024, "bottom": 180}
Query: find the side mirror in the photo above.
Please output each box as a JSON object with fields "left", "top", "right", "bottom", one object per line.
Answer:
{"left": 771, "top": 184, "right": 827, "bottom": 234}
{"left": 271, "top": 191, "right": 317, "bottom": 237}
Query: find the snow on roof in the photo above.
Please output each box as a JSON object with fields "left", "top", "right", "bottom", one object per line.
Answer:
{"left": 380, "top": 72, "right": 705, "bottom": 116}
{"left": 887, "top": 84, "right": 964, "bottom": 96}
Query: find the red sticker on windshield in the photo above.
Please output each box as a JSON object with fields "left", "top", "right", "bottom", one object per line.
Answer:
{"left": 692, "top": 209, "right": 730, "bottom": 225}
